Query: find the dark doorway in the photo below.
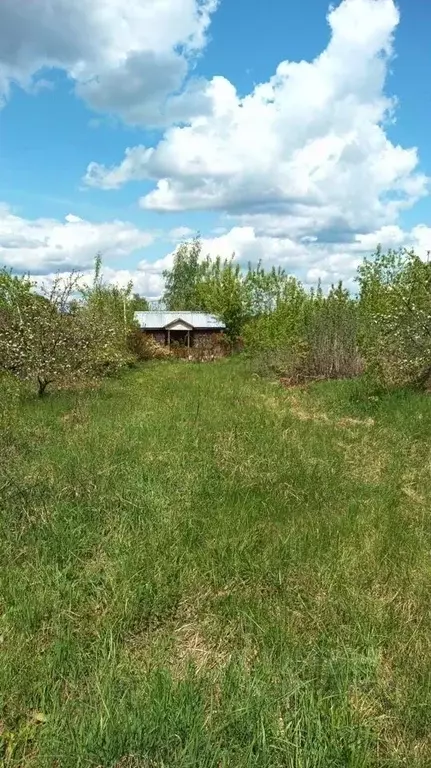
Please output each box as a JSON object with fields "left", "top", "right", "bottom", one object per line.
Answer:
{"left": 166, "top": 329, "right": 193, "bottom": 347}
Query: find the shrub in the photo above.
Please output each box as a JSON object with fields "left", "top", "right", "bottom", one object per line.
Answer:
{"left": 358, "top": 247, "right": 431, "bottom": 388}
{"left": 247, "top": 281, "right": 362, "bottom": 383}
{"left": 127, "top": 330, "right": 172, "bottom": 361}
{"left": 301, "top": 283, "right": 362, "bottom": 381}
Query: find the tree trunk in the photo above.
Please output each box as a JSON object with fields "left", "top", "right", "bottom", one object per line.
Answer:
{"left": 37, "top": 376, "right": 50, "bottom": 397}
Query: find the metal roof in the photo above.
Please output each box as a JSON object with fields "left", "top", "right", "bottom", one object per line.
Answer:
{"left": 135, "top": 311, "right": 225, "bottom": 330}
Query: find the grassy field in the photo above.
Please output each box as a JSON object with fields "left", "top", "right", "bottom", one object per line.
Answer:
{"left": 1, "top": 359, "right": 430, "bottom": 767}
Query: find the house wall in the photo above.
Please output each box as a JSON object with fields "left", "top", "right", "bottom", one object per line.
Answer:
{"left": 143, "top": 328, "right": 225, "bottom": 348}
{"left": 194, "top": 330, "right": 221, "bottom": 348}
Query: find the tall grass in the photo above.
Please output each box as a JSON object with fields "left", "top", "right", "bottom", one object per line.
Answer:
{"left": 1, "top": 360, "right": 430, "bottom": 766}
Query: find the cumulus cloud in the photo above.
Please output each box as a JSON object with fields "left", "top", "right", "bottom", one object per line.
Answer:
{"left": 33, "top": 220, "right": 431, "bottom": 300}
{"left": 86, "top": 0, "right": 428, "bottom": 247}
{"left": 14, "top": 216, "right": 431, "bottom": 300}
{"left": 195, "top": 223, "right": 431, "bottom": 288}
{"left": 3, "top": 0, "right": 430, "bottom": 289}
{"left": 167, "top": 226, "right": 196, "bottom": 241}
{"left": 33, "top": 266, "right": 167, "bottom": 302}
{"left": 0, "top": 206, "right": 154, "bottom": 273}
{"left": 0, "top": 0, "right": 217, "bottom": 124}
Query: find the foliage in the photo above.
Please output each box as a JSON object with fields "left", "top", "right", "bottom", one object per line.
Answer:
{"left": 197, "top": 256, "right": 251, "bottom": 340}
{"left": 131, "top": 293, "right": 150, "bottom": 311}
{"left": 302, "top": 281, "right": 362, "bottom": 381}
{"left": 245, "top": 277, "right": 361, "bottom": 382}
{"left": 245, "top": 261, "right": 290, "bottom": 315}
{"left": 79, "top": 253, "right": 137, "bottom": 336}
{"left": 358, "top": 247, "right": 431, "bottom": 388}
{"left": 0, "top": 269, "right": 89, "bottom": 396}
{"left": 163, "top": 237, "right": 203, "bottom": 311}
{"left": 3, "top": 240, "right": 430, "bottom": 395}
{"left": 0, "top": 259, "right": 135, "bottom": 396}
{"left": 243, "top": 275, "right": 307, "bottom": 352}
{"left": 162, "top": 240, "right": 306, "bottom": 342}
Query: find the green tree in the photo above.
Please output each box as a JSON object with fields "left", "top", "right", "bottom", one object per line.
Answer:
{"left": 358, "top": 246, "right": 431, "bottom": 387}
{"left": 242, "top": 275, "right": 307, "bottom": 351}
{"left": 163, "top": 237, "right": 203, "bottom": 311}
{"left": 79, "top": 254, "right": 136, "bottom": 335}
{"left": 0, "top": 259, "right": 135, "bottom": 396}
{"left": 197, "top": 256, "right": 251, "bottom": 340}
{"left": 244, "top": 262, "right": 288, "bottom": 316}
{"left": 131, "top": 293, "right": 150, "bottom": 311}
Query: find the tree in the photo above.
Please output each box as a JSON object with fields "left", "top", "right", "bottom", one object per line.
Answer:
{"left": 79, "top": 254, "right": 137, "bottom": 337}
{"left": 197, "top": 256, "right": 251, "bottom": 341}
{"left": 163, "top": 237, "right": 203, "bottom": 311}
{"left": 131, "top": 293, "right": 150, "bottom": 311}
{"left": 0, "top": 258, "right": 135, "bottom": 396}
{"left": 358, "top": 247, "right": 431, "bottom": 387}
{"left": 0, "top": 270, "right": 92, "bottom": 395}
{"left": 245, "top": 262, "right": 288, "bottom": 316}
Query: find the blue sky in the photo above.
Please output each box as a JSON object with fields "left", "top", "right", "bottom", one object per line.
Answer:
{"left": 0, "top": 0, "right": 430, "bottom": 296}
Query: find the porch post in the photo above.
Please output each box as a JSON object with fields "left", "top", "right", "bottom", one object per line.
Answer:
{"left": 168, "top": 329, "right": 170, "bottom": 347}
{"left": 187, "top": 330, "right": 190, "bottom": 349}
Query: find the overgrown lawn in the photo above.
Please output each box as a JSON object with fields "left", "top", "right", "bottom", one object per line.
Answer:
{"left": 1, "top": 360, "right": 430, "bottom": 767}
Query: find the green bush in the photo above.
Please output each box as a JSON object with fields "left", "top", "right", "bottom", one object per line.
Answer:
{"left": 358, "top": 247, "right": 431, "bottom": 388}
{"left": 246, "top": 281, "right": 362, "bottom": 383}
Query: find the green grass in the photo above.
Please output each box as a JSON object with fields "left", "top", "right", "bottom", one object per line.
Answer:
{"left": 1, "top": 359, "right": 431, "bottom": 767}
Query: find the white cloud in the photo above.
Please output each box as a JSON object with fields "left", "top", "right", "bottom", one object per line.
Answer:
{"left": 3, "top": 0, "right": 430, "bottom": 291}
{"left": 20, "top": 220, "right": 431, "bottom": 301}
{"left": 0, "top": 206, "right": 154, "bottom": 273}
{"left": 167, "top": 226, "right": 196, "bottom": 241}
{"left": 0, "top": 0, "right": 217, "bottom": 124}
{"left": 86, "top": 0, "right": 428, "bottom": 249}
{"left": 33, "top": 266, "right": 166, "bottom": 302}
{"left": 190, "top": 223, "right": 431, "bottom": 289}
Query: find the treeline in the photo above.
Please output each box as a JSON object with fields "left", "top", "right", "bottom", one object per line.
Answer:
{"left": 1, "top": 241, "right": 430, "bottom": 396}
{"left": 162, "top": 239, "right": 431, "bottom": 388}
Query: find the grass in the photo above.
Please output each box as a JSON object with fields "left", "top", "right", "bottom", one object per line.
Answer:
{"left": 1, "top": 358, "right": 430, "bottom": 767}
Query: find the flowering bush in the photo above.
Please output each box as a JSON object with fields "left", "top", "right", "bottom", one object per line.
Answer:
{"left": 0, "top": 267, "right": 133, "bottom": 396}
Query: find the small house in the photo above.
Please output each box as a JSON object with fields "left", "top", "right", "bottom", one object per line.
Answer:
{"left": 135, "top": 311, "right": 226, "bottom": 349}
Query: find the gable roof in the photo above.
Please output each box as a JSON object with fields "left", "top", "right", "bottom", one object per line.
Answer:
{"left": 164, "top": 318, "right": 194, "bottom": 331}
{"left": 135, "top": 311, "right": 225, "bottom": 330}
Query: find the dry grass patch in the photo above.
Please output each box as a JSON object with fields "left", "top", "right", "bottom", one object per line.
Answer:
{"left": 124, "top": 594, "right": 234, "bottom": 681}
{"left": 256, "top": 387, "right": 375, "bottom": 429}
{"left": 350, "top": 650, "right": 431, "bottom": 767}
{"left": 336, "top": 434, "right": 388, "bottom": 485}
{"left": 213, "top": 429, "right": 280, "bottom": 487}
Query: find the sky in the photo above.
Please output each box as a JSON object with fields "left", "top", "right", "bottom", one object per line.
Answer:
{"left": 0, "top": 0, "right": 430, "bottom": 297}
